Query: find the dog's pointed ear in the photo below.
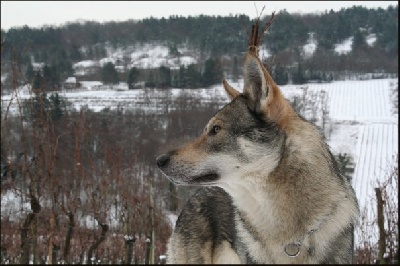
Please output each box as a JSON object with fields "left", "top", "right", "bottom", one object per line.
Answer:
{"left": 242, "top": 53, "right": 293, "bottom": 128}
{"left": 222, "top": 79, "right": 240, "bottom": 100}
{"left": 243, "top": 53, "right": 270, "bottom": 113}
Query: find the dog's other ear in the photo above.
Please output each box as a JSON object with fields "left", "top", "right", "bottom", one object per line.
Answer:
{"left": 222, "top": 79, "right": 240, "bottom": 100}
{"left": 243, "top": 53, "right": 270, "bottom": 113}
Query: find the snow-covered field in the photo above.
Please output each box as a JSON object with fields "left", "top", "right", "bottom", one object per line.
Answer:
{"left": 1, "top": 77, "right": 398, "bottom": 250}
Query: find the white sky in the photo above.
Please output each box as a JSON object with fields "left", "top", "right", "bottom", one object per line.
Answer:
{"left": 1, "top": 1, "right": 398, "bottom": 30}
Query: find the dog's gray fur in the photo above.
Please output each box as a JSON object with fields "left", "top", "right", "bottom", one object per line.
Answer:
{"left": 156, "top": 23, "right": 359, "bottom": 264}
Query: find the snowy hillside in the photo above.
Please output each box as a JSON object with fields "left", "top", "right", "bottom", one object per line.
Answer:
{"left": 50, "top": 32, "right": 380, "bottom": 78}
{"left": 72, "top": 43, "right": 199, "bottom": 76}
{"left": 69, "top": 31, "right": 379, "bottom": 76}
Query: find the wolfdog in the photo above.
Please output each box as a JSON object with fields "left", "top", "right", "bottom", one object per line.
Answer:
{"left": 156, "top": 16, "right": 359, "bottom": 264}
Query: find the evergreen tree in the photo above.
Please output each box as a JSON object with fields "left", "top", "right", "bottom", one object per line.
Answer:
{"left": 57, "top": 60, "right": 74, "bottom": 80}
{"left": 186, "top": 64, "right": 201, "bottom": 88}
{"left": 28, "top": 92, "right": 51, "bottom": 123}
{"left": 69, "top": 44, "right": 83, "bottom": 61}
{"left": 41, "top": 64, "right": 60, "bottom": 91}
{"left": 87, "top": 46, "right": 94, "bottom": 59}
{"left": 292, "top": 63, "right": 306, "bottom": 84}
{"left": 49, "top": 93, "right": 64, "bottom": 121}
{"left": 231, "top": 56, "right": 240, "bottom": 82}
{"left": 127, "top": 67, "right": 140, "bottom": 89}
{"left": 352, "top": 29, "right": 367, "bottom": 50}
{"left": 25, "top": 92, "right": 66, "bottom": 123}
{"left": 101, "top": 62, "right": 119, "bottom": 85}
{"left": 42, "top": 65, "right": 52, "bottom": 90}
{"left": 26, "top": 63, "right": 34, "bottom": 81}
{"left": 145, "top": 70, "right": 156, "bottom": 88}
{"left": 158, "top": 66, "right": 171, "bottom": 88}
{"left": 168, "top": 44, "right": 181, "bottom": 57}
{"left": 273, "top": 65, "right": 289, "bottom": 85}
{"left": 32, "top": 72, "right": 42, "bottom": 90}
{"left": 94, "top": 45, "right": 107, "bottom": 59}
{"left": 202, "top": 58, "right": 222, "bottom": 87}
{"left": 173, "top": 65, "right": 186, "bottom": 88}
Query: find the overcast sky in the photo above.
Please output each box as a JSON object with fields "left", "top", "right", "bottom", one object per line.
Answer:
{"left": 1, "top": 1, "right": 397, "bottom": 30}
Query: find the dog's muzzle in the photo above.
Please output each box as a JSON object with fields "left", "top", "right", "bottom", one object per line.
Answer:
{"left": 156, "top": 151, "right": 220, "bottom": 185}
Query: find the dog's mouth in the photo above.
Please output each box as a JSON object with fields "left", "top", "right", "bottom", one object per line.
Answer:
{"left": 164, "top": 172, "right": 220, "bottom": 186}
{"left": 189, "top": 172, "right": 220, "bottom": 185}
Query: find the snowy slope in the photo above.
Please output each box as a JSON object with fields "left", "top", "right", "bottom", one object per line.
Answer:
{"left": 334, "top": 37, "right": 353, "bottom": 55}
{"left": 327, "top": 79, "right": 393, "bottom": 122}
{"left": 352, "top": 123, "right": 398, "bottom": 246}
{"left": 71, "top": 43, "right": 199, "bottom": 76}
{"left": 354, "top": 124, "right": 398, "bottom": 204}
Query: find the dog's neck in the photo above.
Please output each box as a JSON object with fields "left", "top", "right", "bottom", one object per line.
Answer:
{"left": 220, "top": 180, "right": 289, "bottom": 236}
{"left": 219, "top": 180, "right": 321, "bottom": 263}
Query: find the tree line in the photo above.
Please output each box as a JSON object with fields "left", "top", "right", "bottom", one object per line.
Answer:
{"left": 1, "top": 5, "right": 398, "bottom": 92}
{"left": 1, "top": 5, "right": 397, "bottom": 60}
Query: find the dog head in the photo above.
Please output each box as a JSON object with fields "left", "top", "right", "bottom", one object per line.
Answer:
{"left": 156, "top": 47, "right": 297, "bottom": 186}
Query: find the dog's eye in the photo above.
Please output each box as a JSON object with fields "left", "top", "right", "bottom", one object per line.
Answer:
{"left": 210, "top": 125, "right": 221, "bottom": 135}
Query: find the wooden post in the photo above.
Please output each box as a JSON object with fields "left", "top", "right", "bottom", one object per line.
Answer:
{"left": 87, "top": 220, "right": 108, "bottom": 265}
{"left": 149, "top": 177, "right": 155, "bottom": 265}
{"left": 47, "top": 213, "right": 55, "bottom": 264}
{"left": 375, "top": 188, "right": 386, "bottom": 264}
{"left": 63, "top": 212, "right": 74, "bottom": 263}
{"left": 20, "top": 213, "right": 34, "bottom": 264}
{"left": 124, "top": 237, "right": 135, "bottom": 264}
{"left": 145, "top": 237, "right": 151, "bottom": 265}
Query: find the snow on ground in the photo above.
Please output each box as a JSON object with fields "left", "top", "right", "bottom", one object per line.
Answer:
{"left": 177, "top": 56, "right": 197, "bottom": 67}
{"left": 302, "top": 32, "right": 317, "bottom": 59}
{"left": 353, "top": 123, "right": 398, "bottom": 246}
{"left": 354, "top": 123, "right": 398, "bottom": 206}
{"left": 99, "top": 57, "right": 118, "bottom": 66}
{"left": 1, "top": 190, "right": 31, "bottom": 222}
{"left": 1, "top": 73, "right": 8, "bottom": 83}
{"left": 327, "top": 122, "right": 361, "bottom": 159}
{"left": 128, "top": 44, "right": 196, "bottom": 69}
{"left": 73, "top": 60, "right": 99, "bottom": 69}
{"left": 32, "top": 62, "right": 45, "bottom": 70}
{"left": 258, "top": 45, "right": 271, "bottom": 59}
{"left": 80, "top": 81, "right": 103, "bottom": 89}
{"left": 303, "top": 79, "right": 394, "bottom": 122}
{"left": 70, "top": 43, "right": 199, "bottom": 75}
{"left": 334, "top": 36, "right": 353, "bottom": 55}
{"left": 366, "top": 33, "right": 377, "bottom": 46}
{"left": 65, "top": 77, "right": 77, "bottom": 83}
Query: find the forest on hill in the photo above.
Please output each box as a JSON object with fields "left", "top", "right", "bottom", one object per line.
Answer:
{"left": 1, "top": 5, "right": 398, "bottom": 91}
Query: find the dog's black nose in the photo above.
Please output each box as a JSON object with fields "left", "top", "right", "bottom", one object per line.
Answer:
{"left": 156, "top": 154, "right": 170, "bottom": 168}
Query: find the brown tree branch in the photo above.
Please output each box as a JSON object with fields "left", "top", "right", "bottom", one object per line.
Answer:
{"left": 63, "top": 212, "right": 75, "bottom": 263}
{"left": 375, "top": 188, "right": 386, "bottom": 264}
{"left": 87, "top": 219, "right": 109, "bottom": 264}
